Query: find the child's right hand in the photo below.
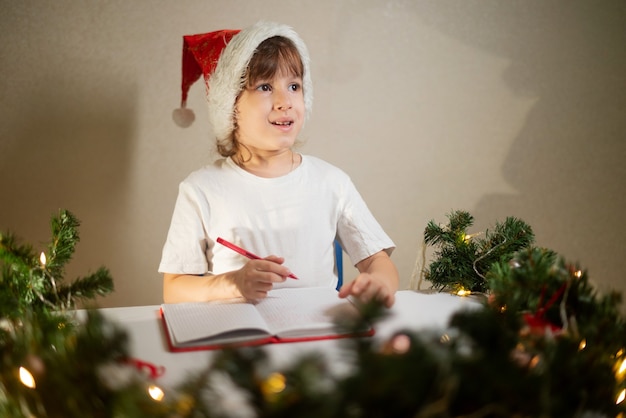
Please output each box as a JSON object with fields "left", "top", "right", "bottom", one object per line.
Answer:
{"left": 233, "top": 255, "right": 290, "bottom": 300}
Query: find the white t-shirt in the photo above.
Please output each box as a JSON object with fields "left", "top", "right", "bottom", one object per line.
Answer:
{"left": 158, "top": 155, "right": 394, "bottom": 289}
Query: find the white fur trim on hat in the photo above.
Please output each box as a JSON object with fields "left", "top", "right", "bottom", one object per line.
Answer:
{"left": 207, "top": 21, "right": 313, "bottom": 143}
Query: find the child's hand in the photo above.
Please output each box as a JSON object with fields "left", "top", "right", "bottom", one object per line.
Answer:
{"left": 338, "top": 251, "right": 399, "bottom": 308}
{"left": 233, "top": 255, "right": 290, "bottom": 300}
{"left": 338, "top": 273, "right": 396, "bottom": 308}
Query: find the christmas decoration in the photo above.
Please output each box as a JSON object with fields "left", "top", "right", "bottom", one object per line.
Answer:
{"left": 0, "top": 209, "right": 113, "bottom": 319}
{"left": 172, "top": 28, "right": 240, "bottom": 128}
{"left": 421, "top": 210, "right": 535, "bottom": 293}
{"left": 1, "top": 209, "right": 625, "bottom": 417}
{"left": 0, "top": 209, "right": 121, "bottom": 416}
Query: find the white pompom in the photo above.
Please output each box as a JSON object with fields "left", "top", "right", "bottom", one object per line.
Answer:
{"left": 172, "top": 107, "right": 195, "bottom": 128}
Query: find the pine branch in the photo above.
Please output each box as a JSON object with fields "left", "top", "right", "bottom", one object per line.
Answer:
{"left": 55, "top": 267, "right": 114, "bottom": 309}
{"left": 422, "top": 210, "right": 534, "bottom": 293}
{"left": 488, "top": 247, "right": 626, "bottom": 351}
{"left": 0, "top": 231, "right": 37, "bottom": 268}
{"left": 0, "top": 209, "right": 113, "bottom": 317}
{"left": 0, "top": 231, "right": 47, "bottom": 318}
{"left": 46, "top": 209, "right": 80, "bottom": 279}
{"left": 423, "top": 210, "right": 474, "bottom": 247}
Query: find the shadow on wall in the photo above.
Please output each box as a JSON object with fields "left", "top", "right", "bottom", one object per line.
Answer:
{"left": 414, "top": 1, "right": 626, "bottom": 293}
{"left": 0, "top": 73, "right": 137, "bottom": 302}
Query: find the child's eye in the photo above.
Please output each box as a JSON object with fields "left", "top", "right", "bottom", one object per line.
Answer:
{"left": 289, "top": 83, "right": 301, "bottom": 92}
{"left": 256, "top": 83, "right": 272, "bottom": 92}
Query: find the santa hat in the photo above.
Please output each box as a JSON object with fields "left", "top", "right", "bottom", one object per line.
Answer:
{"left": 173, "top": 21, "right": 313, "bottom": 142}
{"left": 172, "top": 29, "right": 240, "bottom": 128}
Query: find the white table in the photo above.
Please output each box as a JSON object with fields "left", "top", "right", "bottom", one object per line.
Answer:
{"left": 96, "top": 291, "right": 481, "bottom": 387}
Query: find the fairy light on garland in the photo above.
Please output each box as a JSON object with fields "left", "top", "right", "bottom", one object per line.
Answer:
{"left": 389, "top": 333, "right": 412, "bottom": 354}
{"left": 616, "top": 351, "right": 626, "bottom": 407}
{"left": 618, "top": 357, "right": 626, "bottom": 376}
{"left": 463, "top": 232, "right": 481, "bottom": 243}
{"left": 456, "top": 288, "right": 471, "bottom": 297}
{"left": 148, "top": 384, "right": 165, "bottom": 401}
{"left": 19, "top": 367, "right": 36, "bottom": 389}
{"left": 528, "top": 355, "right": 541, "bottom": 370}
{"left": 262, "top": 372, "right": 287, "bottom": 397}
{"left": 175, "top": 394, "right": 195, "bottom": 415}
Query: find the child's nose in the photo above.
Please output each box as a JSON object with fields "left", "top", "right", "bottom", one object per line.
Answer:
{"left": 274, "top": 89, "right": 292, "bottom": 110}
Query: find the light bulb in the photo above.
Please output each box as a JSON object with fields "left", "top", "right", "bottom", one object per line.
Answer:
{"left": 457, "top": 289, "right": 471, "bottom": 297}
{"left": 19, "top": 366, "right": 36, "bottom": 388}
{"left": 148, "top": 384, "right": 165, "bottom": 401}
{"left": 263, "top": 372, "right": 286, "bottom": 394}
{"left": 390, "top": 333, "right": 411, "bottom": 354}
{"left": 617, "top": 357, "right": 626, "bottom": 377}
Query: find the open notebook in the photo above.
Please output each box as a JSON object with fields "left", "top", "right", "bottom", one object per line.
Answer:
{"left": 160, "top": 287, "right": 373, "bottom": 352}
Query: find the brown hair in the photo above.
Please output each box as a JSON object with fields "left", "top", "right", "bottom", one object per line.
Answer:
{"left": 245, "top": 36, "right": 304, "bottom": 87}
{"left": 216, "top": 36, "right": 304, "bottom": 158}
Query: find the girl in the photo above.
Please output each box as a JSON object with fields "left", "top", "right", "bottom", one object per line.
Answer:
{"left": 160, "top": 22, "right": 398, "bottom": 307}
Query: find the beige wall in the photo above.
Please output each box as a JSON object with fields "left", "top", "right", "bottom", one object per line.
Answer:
{"left": 1, "top": 1, "right": 624, "bottom": 308}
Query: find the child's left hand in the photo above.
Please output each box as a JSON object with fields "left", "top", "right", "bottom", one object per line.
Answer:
{"left": 338, "top": 251, "right": 399, "bottom": 308}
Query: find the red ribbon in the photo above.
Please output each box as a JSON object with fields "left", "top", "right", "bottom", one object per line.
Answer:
{"left": 124, "top": 357, "right": 166, "bottom": 379}
{"left": 523, "top": 283, "right": 567, "bottom": 333}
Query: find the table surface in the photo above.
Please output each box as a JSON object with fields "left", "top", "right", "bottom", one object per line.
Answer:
{"left": 95, "top": 290, "right": 481, "bottom": 387}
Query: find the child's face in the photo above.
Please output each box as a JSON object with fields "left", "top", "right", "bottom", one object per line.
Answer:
{"left": 235, "top": 72, "right": 305, "bottom": 155}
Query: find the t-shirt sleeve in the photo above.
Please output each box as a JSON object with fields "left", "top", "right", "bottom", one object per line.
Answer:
{"left": 335, "top": 175, "right": 395, "bottom": 266}
{"left": 158, "top": 180, "right": 212, "bottom": 275}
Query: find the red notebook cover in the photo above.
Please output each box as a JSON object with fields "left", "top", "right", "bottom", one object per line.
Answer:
{"left": 159, "top": 308, "right": 375, "bottom": 353}
{"left": 158, "top": 288, "right": 375, "bottom": 353}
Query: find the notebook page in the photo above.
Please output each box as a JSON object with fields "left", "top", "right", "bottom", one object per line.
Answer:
{"left": 255, "top": 287, "right": 361, "bottom": 337}
{"left": 162, "top": 301, "right": 270, "bottom": 344}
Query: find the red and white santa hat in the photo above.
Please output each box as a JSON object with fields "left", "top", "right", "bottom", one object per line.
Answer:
{"left": 173, "top": 21, "right": 313, "bottom": 142}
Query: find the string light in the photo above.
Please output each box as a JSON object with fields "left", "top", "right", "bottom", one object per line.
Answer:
{"left": 617, "top": 356, "right": 626, "bottom": 377}
{"left": 19, "top": 366, "right": 36, "bottom": 388}
{"left": 617, "top": 388, "right": 625, "bottom": 405}
{"left": 578, "top": 339, "right": 587, "bottom": 351}
{"left": 39, "top": 252, "right": 47, "bottom": 267}
{"left": 389, "top": 333, "right": 411, "bottom": 354}
{"left": 462, "top": 233, "right": 472, "bottom": 243}
{"left": 456, "top": 288, "right": 471, "bottom": 297}
{"left": 262, "top": 372, "right": 286, "bottom": 395}
{"left": 528, "top": 355, "right": 540, "bottom": 369}
{"left": 574, "top": 270, "right": 582, "bottom": 279}
{"left": 148, "top": 384, "right": 165, "bottom": 401}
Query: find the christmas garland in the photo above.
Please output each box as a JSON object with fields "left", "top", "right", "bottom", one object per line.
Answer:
{"left": 421, "top": 210, "right": 535, "bottom": 293}
{"left": 1, "top": 210, "right": 625, "bottom": 417}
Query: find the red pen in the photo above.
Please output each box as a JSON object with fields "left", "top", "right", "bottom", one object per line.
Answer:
{"left": 216, "top": 237, "right": 299, "bottom": 279}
